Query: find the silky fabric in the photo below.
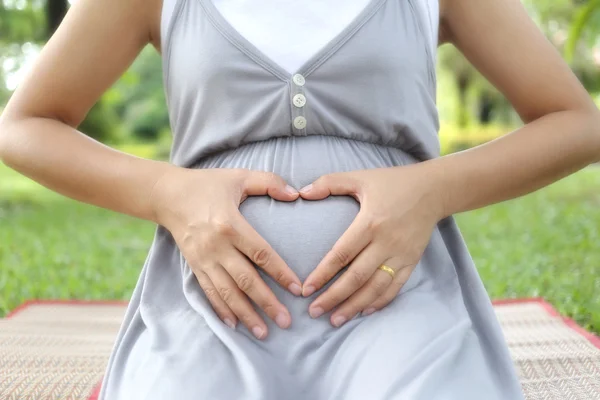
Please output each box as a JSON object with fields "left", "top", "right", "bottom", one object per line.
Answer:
{"left": 99, "top": 0, "right": 525, "bottom": 398}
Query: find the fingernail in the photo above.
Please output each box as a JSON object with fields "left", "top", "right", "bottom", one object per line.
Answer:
{"left": 224, "top": 318, "right": 236, "bottom": 330}
{"left": 362, "top": 308, "right": 376, "bottom": 317}
{"left": 309, "top": 306, "right": 324, "bottom": 319}
{"left": 285, "top": 185, "right": 298, "bottom": 195}
{"left": 275, "top": 313, "right": 291, "bottom": 329}
{"left": 288, "top": 282, "right": 302, "bottom": 296}
{"left": 252, "top": 326, "right": 265, "bottom": 339}
{"left": 332, "top": 315, "right": 347, "bottom": 327}
{"left": 299, "top": 184, "right": 313, "bottom": 193}
{"left": 303, "top": 285, "right": 316, "bottom": 297}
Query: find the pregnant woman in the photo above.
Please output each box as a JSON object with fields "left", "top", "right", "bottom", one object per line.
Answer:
{"left": 1, "top": 0, "right": 599, "bottom": 398}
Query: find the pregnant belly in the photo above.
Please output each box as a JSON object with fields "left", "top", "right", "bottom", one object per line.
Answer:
{"left": 194, "top": 135, "right": 419, "bottom": 281}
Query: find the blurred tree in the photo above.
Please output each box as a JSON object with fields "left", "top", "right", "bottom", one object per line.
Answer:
{"left": 439, "top": 0, "right": 600, "bottom": 129}
{"left": 0, "top": 0, "right": 128, "bottom": 143}
{"left": 438, "top": 45, "right": 476, "bottom": 128}
{"left": 111, "top": 46, "right": 169, "bottom": 141}
{"left": 525, "top": 0, "right": 600, "bottom": 90}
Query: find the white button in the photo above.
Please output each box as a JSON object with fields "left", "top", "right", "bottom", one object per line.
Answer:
{"left": 293, "top": 116, "right": 307, "bottom": 129}
{"left": 292, "top": 94, "right": 306, "bottom": 108}
{"left": 292, "top": 74, "right": 305, "bottom": 86}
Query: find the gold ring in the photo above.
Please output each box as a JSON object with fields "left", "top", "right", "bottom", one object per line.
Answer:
{"left": 378, "top": 264, "right": 395, "bottom": 278}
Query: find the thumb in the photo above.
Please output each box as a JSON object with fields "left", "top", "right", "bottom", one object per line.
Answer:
{"left": 299, "top": 173, "right": 361, "bottom": 201}
{"left": 242, "top": 171, "right": 299, "bottom": 202}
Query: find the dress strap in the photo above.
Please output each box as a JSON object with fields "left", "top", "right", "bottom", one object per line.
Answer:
{"left": 414, "top": 0, "right": 439, "bottom": 61}
{"left": 161, "top": 0, "right": 185, "bottom": 54}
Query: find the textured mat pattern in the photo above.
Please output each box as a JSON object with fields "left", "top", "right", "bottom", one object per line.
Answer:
{"left": 496, "top": 300, "right": 600, "bottom": 399}
{"left": 0, "top": 299, "right": 599, "bottom": 399}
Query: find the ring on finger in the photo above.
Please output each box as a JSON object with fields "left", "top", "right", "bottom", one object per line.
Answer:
{"left": 378, "top": 264, "right": 395, "bottom": 279}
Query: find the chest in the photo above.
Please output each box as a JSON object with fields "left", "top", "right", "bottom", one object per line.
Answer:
{"left": 209, "top": 0, "right": 373, "bottom": 74}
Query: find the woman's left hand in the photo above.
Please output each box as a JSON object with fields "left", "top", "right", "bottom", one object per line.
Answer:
{"left": 299, "top": 163, "right": 446, "bottom": 327}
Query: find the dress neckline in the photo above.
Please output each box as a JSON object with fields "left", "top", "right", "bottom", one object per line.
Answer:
{"left": 197, "top": 0, "right": 389, "bottom": 81}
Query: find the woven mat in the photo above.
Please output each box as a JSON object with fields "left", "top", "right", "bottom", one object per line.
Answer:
{"left": 1, "top": 299, "right": 599, "bottom": 399}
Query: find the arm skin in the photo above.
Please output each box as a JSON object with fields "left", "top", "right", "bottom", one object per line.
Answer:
{"left": 0, "top": 0, "right": 169, "bottom": 223}
{"left": 430, "top": 0, "right": 600, "bottom": 219}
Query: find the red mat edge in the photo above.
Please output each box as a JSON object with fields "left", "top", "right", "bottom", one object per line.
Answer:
{"left": 88, "top": 382, "right": 102, "bottom": 400}
{"left": 5, "top": 297, "right": 599, "bottom": 400}
{"left": 493, "top": 297, "right": 600, "bottom": 349}
{"left": 5, "top": 299, "right": 128, "bottom": 319}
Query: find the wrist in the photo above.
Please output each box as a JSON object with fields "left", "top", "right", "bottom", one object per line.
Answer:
{"left": 414, "top": 159, "right": 452, "bottom": 221}
{"left": 148, "top": 163, "right": 184, "bottom": 226}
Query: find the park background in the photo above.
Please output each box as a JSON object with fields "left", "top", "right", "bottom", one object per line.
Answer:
{"left": 0, "top": 0, "right": 599, "bottom": 333}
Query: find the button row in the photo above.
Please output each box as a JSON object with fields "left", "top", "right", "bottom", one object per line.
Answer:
{"left": 291, "top": 73, "right": 307, "bottom": 133}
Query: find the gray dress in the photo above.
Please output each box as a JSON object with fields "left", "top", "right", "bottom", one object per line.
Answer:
{"left": 99, "top": 0, "right": 525, "bottom": 398}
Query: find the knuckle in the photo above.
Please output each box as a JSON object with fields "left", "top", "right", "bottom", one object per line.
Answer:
{"left": 218, "top": 286, "right": 235, "bottom": 304}
{"left": 204, "top": 287, "right": 220, "bottom": 302}
{"left": 371, "top": 278, "right": 389, "bottom": 295}
{"left": 251, "top": 247, "right": 271, "bottom": 267}
{"left": 330, "top": 247, "right": 352, "bottom": 267}
{"left": 198, "top": 231, "right": 220, "bottom": 254}
{"left": 349, "top": 269, "right": 369, "bottom": 286}
{"left": 272, "top": 269, "right": 287, "bottom": 285}
{"left": 366, "top": 217, "right": 384, "bottom": 232}
{"left": 236, "top": 273, "right": 255, "bottom": 293}
{"left": 213, "top": 220, "right": 236, "bottom": 237}
{"left": 179, "top": 230, "right": 196, "bottom": 248}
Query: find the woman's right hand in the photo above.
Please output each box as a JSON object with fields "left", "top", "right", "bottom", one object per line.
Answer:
{"left": 150, "top": 166, "right": 302, "bottom": 340}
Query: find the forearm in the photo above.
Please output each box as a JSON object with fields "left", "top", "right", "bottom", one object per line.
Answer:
{"left": 426, "top": 109, "right": 600, "bottom": 218}
{"left": 0, "top": 116, "right": 177, "bottom": 223}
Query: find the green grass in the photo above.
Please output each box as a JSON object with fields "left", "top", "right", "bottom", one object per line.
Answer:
{"left": 456, "top": 167, "right": 600, "bottom": 332}
{"left": 1, "top": 160, "right": 599, "bottom": 333}
{"left": 0, "top": 162, "right": 156, "bottom": 315}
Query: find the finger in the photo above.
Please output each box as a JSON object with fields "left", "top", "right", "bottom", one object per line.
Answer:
{"left": 232, "top": 215, "right": 303, "bottom": 296}
{"left": 303, "top": 214, "right": 372, "bottom": 297}
{"left": 362, "top": 266, "right": 414, "bottom": 316}
{"left": 299, "top": 172, "right": 361, "bottom": 201}
{"left": 242, "top": 170, "right": 299, "bottom": 202}
{"left": 329, "top": 261, "right": 396, "bottom": 327}
{"left": 195, "top": 270, "right": 237, "bottom": 329}
{"left": 222, "top": 248, "right": 291, "bottom": 330}
{"left": 204, "top": 264, "right": 269, "bottom": 340}
{"left": 308, "top": 243, "right": 385, "bottom": 318}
